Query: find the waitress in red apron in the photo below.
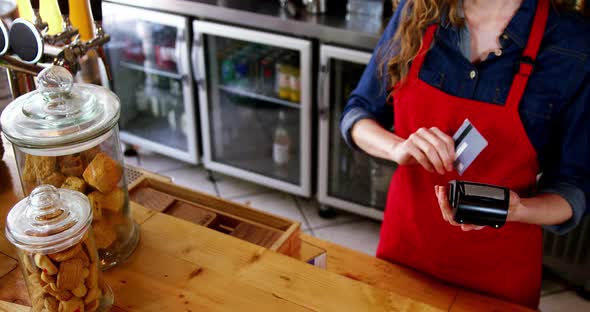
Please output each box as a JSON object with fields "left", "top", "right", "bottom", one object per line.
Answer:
{"left": 341, "top": 0, "right": 590, "bottom": 309}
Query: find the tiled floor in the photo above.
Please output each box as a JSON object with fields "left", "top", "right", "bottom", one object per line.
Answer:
{"left": 125, "top": 151, "right": 590, "bottom": 311}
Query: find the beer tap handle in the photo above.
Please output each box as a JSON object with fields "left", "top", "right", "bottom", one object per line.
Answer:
{"left": 90, "top": 0, "right": 103, "bottom": 24}
{"left": 57, "top": 0, "right": 70, "bottom": 17}
{"left": 30, "top": 0, "right": 40, "bottom": 11}
{"left": 29, "top": 0, "right": 48, "bottom": 31}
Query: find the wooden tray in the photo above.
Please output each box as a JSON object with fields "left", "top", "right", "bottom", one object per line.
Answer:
{"left": 129, "top": 177, "right": 301, "bottom": 257}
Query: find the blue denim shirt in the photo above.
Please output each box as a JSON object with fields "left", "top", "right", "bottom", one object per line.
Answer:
{"left": 340, "top": 0, "right": 590, "bottom": 234}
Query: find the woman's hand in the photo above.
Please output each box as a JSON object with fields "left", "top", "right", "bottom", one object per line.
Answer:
{"left": 434, "top": 185, "right": 522, "bottom": 231}
{"left": 390, "top": 127, "right": 455, "bottom": 175}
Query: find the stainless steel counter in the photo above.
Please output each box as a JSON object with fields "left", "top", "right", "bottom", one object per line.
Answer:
{"left": 106, "top": 0, "right": 388, "bottom": 51}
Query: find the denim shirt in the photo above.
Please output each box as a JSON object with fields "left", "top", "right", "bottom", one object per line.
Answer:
{"left": 340, "top": 0, "right": 590, "bottom": 234}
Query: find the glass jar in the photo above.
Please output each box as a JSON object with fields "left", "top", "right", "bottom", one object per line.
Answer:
{"left": 5, "top": 185, "right": 114, "bottom": 312}
{"left": 0, "top": 65, "right": 139, "bottom": 270}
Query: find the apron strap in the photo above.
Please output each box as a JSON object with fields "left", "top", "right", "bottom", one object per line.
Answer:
{"left": 406, "top": 24, "right": 438, "bottom": 83}
{"left": 505, "top": 0, "right": 550, "bottom": 111}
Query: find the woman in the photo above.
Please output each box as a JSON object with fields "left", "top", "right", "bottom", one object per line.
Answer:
{"left": 341, "top": 0, "right": 590, "bottom": 308}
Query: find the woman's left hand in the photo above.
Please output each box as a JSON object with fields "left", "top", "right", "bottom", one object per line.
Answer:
{"left": 434, "top": 185, "right": 521, "bottom": 231}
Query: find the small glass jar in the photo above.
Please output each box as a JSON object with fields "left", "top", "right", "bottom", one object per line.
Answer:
{"left": 0, "top": 66, "right": 139, "bottom": 270}
{"left": 5, "top": 185, "right": 114, "bottom": 312}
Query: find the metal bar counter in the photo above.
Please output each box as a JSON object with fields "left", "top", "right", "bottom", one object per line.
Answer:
{"left": 106, "top": 0, "right": 386, "bottom": 50}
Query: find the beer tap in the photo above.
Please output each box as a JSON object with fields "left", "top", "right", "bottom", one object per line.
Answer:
{"left": 0, "top": 0, "right": 111, "bottom": 97}
{"left": 54, "top": 0, "right": 110, "bottom": 77}
{"left": 9, "top": 0, "right": 46, "bottom": 64}
{"left": 45, "top": 0, "right": 79, "bottom": 46}
{"left": 30, "top": 0, "right": 48, "bottom": 32}
{"left": 89, "top": 0, "right": 111, "bottom": 81}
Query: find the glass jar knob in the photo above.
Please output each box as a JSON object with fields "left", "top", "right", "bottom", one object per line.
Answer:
{"left": 36, "top": 66, "right": 78, "bottom": 117}
{"left": 23, "top": 185, "right": 74, "bottom": 237}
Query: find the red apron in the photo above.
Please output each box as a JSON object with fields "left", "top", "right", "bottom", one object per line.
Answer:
{"left": 376, "top": 0, "right": 549, "bottom": 308}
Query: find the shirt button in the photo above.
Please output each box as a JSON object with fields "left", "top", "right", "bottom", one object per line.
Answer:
{"left": 469, "top": 70, "right": 477, "bottom": 79}
{"left": 495, "top": 49, "right": 503, "bottom": 56}
{"left": 502, "top": 34, "right": 509, "bottom": 40}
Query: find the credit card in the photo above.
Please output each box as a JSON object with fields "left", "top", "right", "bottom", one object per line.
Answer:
{"left": 452, "top": 119, "right": 488, "bottom": 176}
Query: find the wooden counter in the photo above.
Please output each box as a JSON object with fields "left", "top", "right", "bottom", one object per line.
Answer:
{"left": 0, "top": 143, "right": 534, "bottom": 311}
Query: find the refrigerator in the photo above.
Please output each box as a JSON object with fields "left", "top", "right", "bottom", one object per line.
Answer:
{"left": 318, "top": 45, "right": 397, "bottom": 220}
{"left": 193, "top": 20, "right": 312, "bottom": 197}
{"left": 102, "top": 3, "right": 199, "bottom": 164}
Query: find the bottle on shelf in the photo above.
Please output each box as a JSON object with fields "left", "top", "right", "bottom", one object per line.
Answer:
{"left": 221, "top": 49, "right": 236, "bottom": 85}
{"left": 144, "top": 74, "right": 162, "bottom": 118}
{"left": 234, "top": 54, "right": 249, "bottom": 88}
{"left": 277, "top": 54, "right": 293, "bottom": 101}
{"left": 273, "top": 110, "right": 291, "bottom": 167}
{"left": 288, "top": 55, "right": 301, "bottom": 103}
{"left": 154, "top": 25, "right": 178, "bottom": 71}
{"left": 135, "top": 86, "right": 149, "bottom": 113}
{"left": 258, "top": 53, "right": 276, "bottom": 95}
{"left": 167, "top": 80, "right": 182, "bottom": 132}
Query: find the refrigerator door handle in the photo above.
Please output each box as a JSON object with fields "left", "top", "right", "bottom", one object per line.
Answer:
{"left": 318, "top": 63, "right": 329, "bottom": 121}
{"left": 191, "top": 35, "right": 205, "bottom": 88}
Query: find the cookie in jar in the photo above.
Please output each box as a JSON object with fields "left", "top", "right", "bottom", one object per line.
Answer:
{"left": 5, "top": 185, "right": 114, "bottom": 312}
{"left": 1, "top": 66, "right": 139, "bottom": 270}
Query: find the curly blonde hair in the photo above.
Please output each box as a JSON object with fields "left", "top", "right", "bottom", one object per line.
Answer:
{"left": 379, "top": 0, "right": 574, "bottom": 89}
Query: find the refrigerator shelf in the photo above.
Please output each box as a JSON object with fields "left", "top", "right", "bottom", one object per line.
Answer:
{"left": 218, "top": 85, "right": 301, "bottom": 109}
{"left": 121, "top": 113, "right": 188, "bottom": 152}
{"left": 121, "top": 61, "right": 183, "bottom": 80}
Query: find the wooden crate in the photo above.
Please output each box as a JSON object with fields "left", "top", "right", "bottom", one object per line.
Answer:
{"left": 128, "top": 177, "right": 301, "bottom": 258}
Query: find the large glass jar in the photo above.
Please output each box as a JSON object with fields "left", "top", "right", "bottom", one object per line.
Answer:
{"left": 0, "top": 66, "right": 139, "bottom": 270}
{"left": 5, "top": 185, "right": 114, "bottom": 312}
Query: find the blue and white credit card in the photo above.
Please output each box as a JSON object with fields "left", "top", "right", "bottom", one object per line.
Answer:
{"left": 452, "top": 119, "right": 488, "bottom": 176}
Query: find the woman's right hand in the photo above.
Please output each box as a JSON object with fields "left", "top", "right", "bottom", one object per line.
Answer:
{"left": 389, "top": 127, "right": 456, "bottom": 175}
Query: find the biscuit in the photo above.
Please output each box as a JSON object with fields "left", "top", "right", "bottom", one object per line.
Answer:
{"left": 22, "top": 155, "right": 59, "bottom": 185}
{"left": 82, "top": 145, "right": 102, "bottom": 166}
{"left": 72, "top": 283, "right": 88, "bottom": 298}
{"left": 87, "top": 192, "right": 103, "bottom": 221}
{"left": 34, "top": 254, "right": 58, "bottom": 275}
{"left": 85, "top": 264, "right": 98, "bottom": 290}
{"left": 92, "top": 220, "right": 117, "bottom": 249}
{"left": 57, "top": 258, "right": 85, "bottom": 290}
{"left": 72, "top": 249, "right": 90, "bottom": 268}
{"left": 59, "top": 154, "right": 84, "bottom": 177}
{"left": 34, "top": 156, "right": 58, "bottom": 179}
{"left": 43, "top": 284, "right": 73, "bottom": 301}
{"left": 48, "top": 244, "right": 81, "bottom": 262}
{"left": 61, "top": 176, "right": 87, "bottom": 193}
{"left": 22, "top": 154, "right": 38, "bottom": 183}
{"left": 84, "top": 287, "right": 101, "bottom": 305}
{"left": 83, "top": 153, "right": 122, "bottom": 193}
{"left": 44, "top": 296, "right": 59, "bottom": 312}
{"left": 58, "top": 297, "right": 84, "bottom": 312}
{"left": 41, "top": 271, "right": 56, "bottom": 285}
{"left": 101, "top": 188, "right": 125, "bottom": 213}
{"left": 41, "top": 172, "right": 66, "bottom": 188}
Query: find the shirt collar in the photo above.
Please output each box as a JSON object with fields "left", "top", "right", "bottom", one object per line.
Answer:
{"left": 503, "top": 0, "right": 537, "bottom": 48}
{"left": 441, "top": 0, "right": 538, "bottom": 49}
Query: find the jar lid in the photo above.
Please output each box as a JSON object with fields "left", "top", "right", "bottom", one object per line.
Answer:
{"left": 0, "top": 66, "right": 120, "bottom": 148}
{"left": 5, "top": 185, "right": 92, "bottom": 254}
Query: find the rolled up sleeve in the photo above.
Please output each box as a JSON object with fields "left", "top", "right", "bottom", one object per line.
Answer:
{"left": 538, "top": 181, "right": 586, "bottom": 235}
{"left": 339, "top": 0, "right": 406, "bottom": 149}
{"left": 537, "top": 68, "right": 590, "bottom": 234}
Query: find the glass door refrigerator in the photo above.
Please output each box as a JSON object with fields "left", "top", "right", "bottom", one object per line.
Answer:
{"left": 318, "top": 45, "right": 397, "bottom": 220}
{"left": 102, "top": 3, "right": 199, "bottom": 164}
{"left": 193, "top": 21, "right": 312, "bottom": 197}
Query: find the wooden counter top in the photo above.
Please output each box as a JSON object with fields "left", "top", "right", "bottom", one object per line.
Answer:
{"left": 0, "top": 143, "right": 534, "bottom": 311}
